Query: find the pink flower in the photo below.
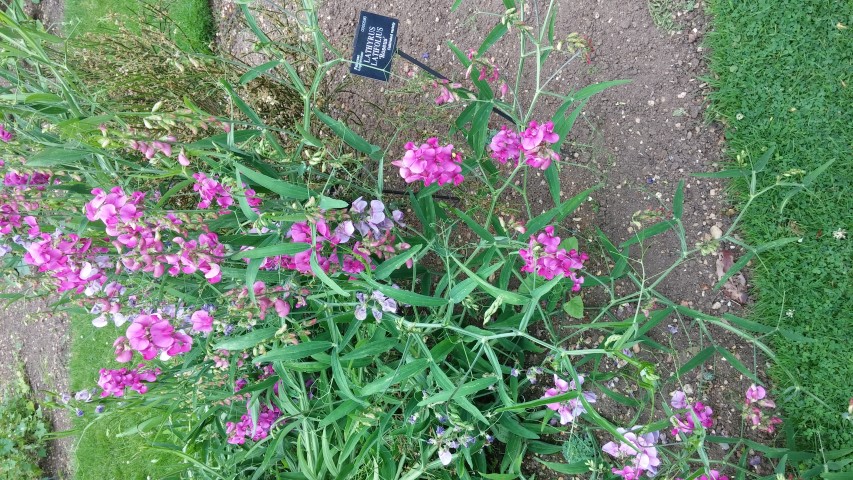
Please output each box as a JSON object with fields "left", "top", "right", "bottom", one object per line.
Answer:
{"left": 191, "top": 309, "right": 213, "bottom": 333}
{"left": 612, "top": 465, "right": 643, "bottom": 480}
{"left": 113, "top": 337, "right": 133, "bottom": 363}
{"left": 519, "top": 226, "right": 587, "bottom": 289}
{"left": 541, "top": 374, "right": 596, "bottom": 424}
{"left": 391, "top": 138, "right": 464, "bottom": 187}
{"left": 0, "top": 124, "right": 12, "bottom": 142}
{"left": 602, "top": 427, "right": 661, "bottom": 478}
{"left": 178, "top": 149, "right": 190, "bottom": 166}
{"left": 98, "top": 365, "right": 161, "bottom": 397}
{"left": 745, "top": 384, "right": 766, "bottom": 403}
{"left": 489, "top": 121, "right": 560, "bottom": 170}
{"left": 489, "top": 126, "right": 521, "bottom": 164}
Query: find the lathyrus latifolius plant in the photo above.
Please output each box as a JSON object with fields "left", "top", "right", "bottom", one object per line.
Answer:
{"left": 1, "top": 0, "right": 842, "bottom": 478}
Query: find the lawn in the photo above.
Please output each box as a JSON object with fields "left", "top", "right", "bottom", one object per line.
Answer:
{"left": 62, "top": 0, "right": 215, "bottom": 476}
{"left": 64, "top": 0, "right": 213, "bottom": 52}
{"left": 708, "top": 0, "right": 853, "bottom": 461}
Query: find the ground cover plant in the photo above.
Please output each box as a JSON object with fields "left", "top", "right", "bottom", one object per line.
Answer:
{"left": 0, "top": 359, "right": 48, "bottom": 479}
{"left": 1, "top": 0, "right": 850, "bottom": 478}
{"left": 707, "top": 0, "right": 853, "bottom": 468}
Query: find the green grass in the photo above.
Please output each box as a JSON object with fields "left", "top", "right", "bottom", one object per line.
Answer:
{"left": 69, "top": 314, "right": 177, "bottom": 480}
{"left": 707, "top": 0, "right": 852, "bottom": 461}
{"left": 64, "top": 0, "right": 213, "bottom": 52}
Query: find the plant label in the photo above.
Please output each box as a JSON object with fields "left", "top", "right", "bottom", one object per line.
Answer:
{"left": 350, "top": 11, "right": 398, "bottom": 81}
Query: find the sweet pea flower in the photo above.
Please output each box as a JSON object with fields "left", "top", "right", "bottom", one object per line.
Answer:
{"left": 671, "top": 390, "right": 688, "bottom": 409}
{"left": 392, "top": 137, "right": 464, "bottom": 187}
{"left": 745, "top": 384, "right": 766, "bottom": 403}
{"left": 0, "top": 124, "right": 12, "bottom": 142}
{"left": 191, "top": 309, "right": 214, "bottom": 333}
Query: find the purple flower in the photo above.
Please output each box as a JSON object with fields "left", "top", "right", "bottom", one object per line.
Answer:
{"left": 75, "top": 390, "right": 93, "bottom": 403}
{"left": 670, "top": 390, "right": 688, "bottom": 409}
{"left": 0, "top": 124, "right": 12, "bottom": 143}
{"left": 95, "top": 405, "right": 105, "bottom": 414}
{"left": 436, "top": 426, "right": 445, "bottom": 435}
{"left": 438, "top": 448, "right": 452, "bottom": 466}
{"left": 510, "top": 368, "right": 519, "bottom": 377}
{"left": 76, "top": 408, "right": 84, "bottom": 417}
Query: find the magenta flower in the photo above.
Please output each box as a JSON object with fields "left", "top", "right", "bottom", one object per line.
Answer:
{"left": 191, "top": 309, "right": 214, "bottom": 333}
{"left": 0, "top": 124, "right": 12, "bottom": 142}
{"left": 97, "top": 364, "right": 161, "bottom": 397}
{"left": 519, "top": 226, "right": 587, "bottom": 289}
{"left": 392, "top": 137, "right": 464, "bottom": 187}
{"left": 487, "top": 120, "right": 560, "bottom": 170}
{"left": 670, "top": 400, "right": 714, "bottom": 438}
{"left": 226, "top": 401, "right": 283, "bottom": 444}
{"left": 745, "top": 384, "right": 766, "bottom": 403}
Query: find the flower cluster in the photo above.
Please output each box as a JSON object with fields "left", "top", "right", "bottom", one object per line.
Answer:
{"left": 541, "top": 374, "right": 597, "bottom": 425}
{"left": 97, "top": 364, "right": 162, "bottom": 397}
{"left": 669, "top": 390, "right": 714, "bottom": 439}
{"left": 426, "top": 413, "right": 494, "bottom": 467}
{"left": 4, "top": 170, "right": 51, "bottom": 190}
{"left": 392, "top": 138, "right": 463, "bottom": 187}
{"left": 226, "top": 400, "right": 283, "bottom": 445}
{"left": 221, "top": 281, "right": 303, "bottom": 328}
{"left": 256, "top": 199, "right": 407, "bottom": 277}
{"left": 115, "top": 313, "right": 193, "bottom": 362}
{"left": 432, "top": 79, "right": 462, "bottom": 105}
{"left": 519, "top": 226, "right": 587, "bottom": 289}
{"left": 489, "top": 121, "right": 560, "bottom": 170}
{"left": 192, "top": 172, "right": 233, "bottom": 213}
{"left": 743, "top": 384, "right": 782, "bottom": 434}
{"left": 602, "top": 427, "right": 661, "bottom": 480}
{"left": 354, "top": 290, "right": 398, "bottom": 321}
{"left": 23, "top": 232, "right": 109, "bottom": 293}
{"left": 85, "top": 186, "right": 226, "bottom": 284}
{"left": 130, "top": 137, "right": 175, "bottom": 160}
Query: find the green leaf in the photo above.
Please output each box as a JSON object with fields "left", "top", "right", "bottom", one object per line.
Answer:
{"left": 341, "top": 338, "right": 399, "bottom": 361}
{"left": 499, "top": 415, "right": 539, "bottom": 439}
{"left": 672, "top": 346, "right": 716, "bottom": 381}
{"left": 234, "top": 242, "right": 311, "bottom": 260}
{"left": 453, "top": 208, "right": 494, "bottom": 242}
{"left": 563, "top": 296, "right": 584, "bottom": 319}
{"left": 318, "top": 400, "right": 362, "bottom": 428}
{"left": 673, "top": 180, "right": 684, "bottom": 219}
{"left": 619, "top": 220, "right": 676, "bottom": 249}
{"left": 448, "top": 262, "right": 503, "bottom": 304}
{"left": 451, "top": 257, "right": 528, "bottom": 305}
{"left": 239, "top": 60, "right": 281, "bottom": 85}
{"left": 235, "top": 163, "right": 310, "bottom": 200}
{"left": 417, "top": 377, "right": 497, "bottom": 406}
{"left": 692, "top": 169, "right": 750, "bottom": 178}
{"left": 318, "top": 196, "right": 349, "bottom": 210}
{"left": 535, "top": 459, "right": 589, "bottom": 474}
{"left": 358, "top": 359, "right": 429, "bottom": 396}
{"left": 220, "top": 80, "right": 265, "bottom": 126}
{"left": 362, "top": 278, "right": 447, "bottom": 307}
{"left": 373, "top": 244, "right": 422, "bottom": 280}
{"left": 477, "top": 23, "right": 508, "bottom": 56}
{"left": 752, "top": 145, "right": 775, "bottom": 173}
{"left": 716, "top": 347, "right": 760, "bottom": 383}
{"left": 26, "top": 148, "right": 91, "bottom": 168}
{"left": 253, "top": 341, "right": 333, "bottom": 364}
{"left": 311, "top": 251, "right": 349, "bottom": 297}
{"left": 314, "top": 109, "right": 382, "bottom": 160}
{"left": 522, "top": 185, "right": 600, "bottom": 241}
{"left": 213, "top": 327, "right": 278, "bottom": 351}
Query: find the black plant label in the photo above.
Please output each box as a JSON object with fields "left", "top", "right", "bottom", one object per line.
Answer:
{"left": 350, "top": 11, "right": 398, "bottom": 81}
